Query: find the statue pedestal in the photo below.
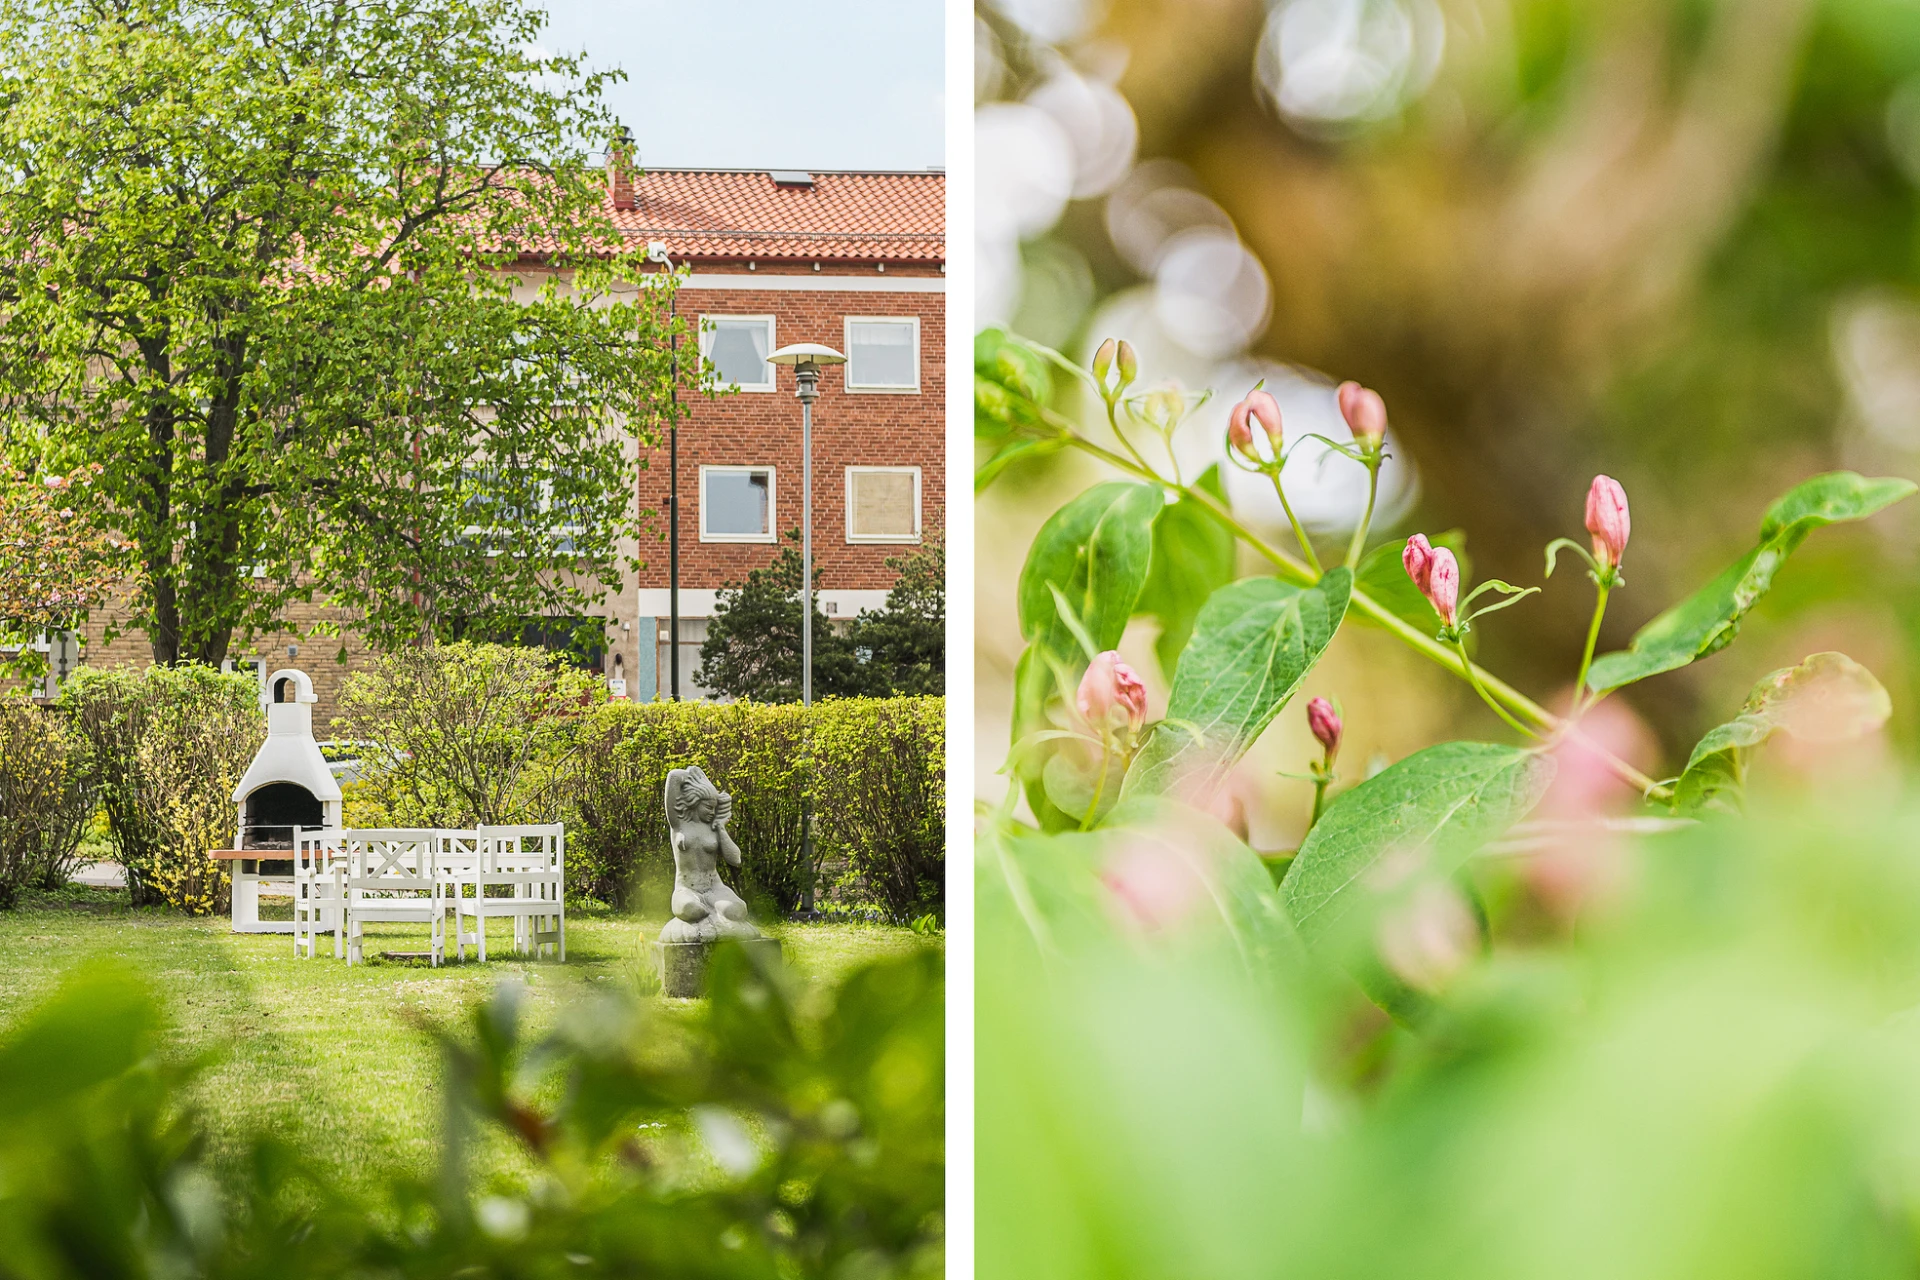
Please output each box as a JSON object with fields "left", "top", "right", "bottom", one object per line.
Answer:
{"left": 654, "top": 936, "right": 783, "bottom": 998}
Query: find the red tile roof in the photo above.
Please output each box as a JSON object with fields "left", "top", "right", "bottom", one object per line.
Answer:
{"left": 606, "top": 169, "right": 944, "bottom": 264}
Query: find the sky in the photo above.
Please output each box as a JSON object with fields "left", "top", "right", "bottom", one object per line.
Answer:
{"left": 533, "top": 0, "right": 945, "bottom": 172}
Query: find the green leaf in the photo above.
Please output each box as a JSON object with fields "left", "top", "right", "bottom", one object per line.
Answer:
{"left": 976, "top": 803, "right": 1307, "bottom": 1280}
{"left": 1675, "top": 652, "right": 1891, "bottom": 814}
{"left": 1353, "top": 529, "right": 1469, "bottom": 635}
{"left": 1133, "top": 465, "right": 1237, "bottom": 678}
{"left": 1281, "top": 741, "right": 1554, "bottom": 949}
{"left": 1041, "top": 738, "right": 1126, "bottom": 827}
{"left": 1122, "top": 569, "right": 1351, "bottom": 802}
{"left": 974, "top": 326, "right": 1052, "bottom": 405}
{"left": 1011, "top": 482, "right": 1163, "bottom": 829}
{"left": 975, "top": 435, "right": 1068, "bottom": 491}
{"left": 1017, "top": 482, "right": 1163, "bottom": 663}
{"left": 0, "top": 964, "right": 157, "bottom": 1122}
{"left": 1588, "top": 472, "right": 1915, "bottom": 692}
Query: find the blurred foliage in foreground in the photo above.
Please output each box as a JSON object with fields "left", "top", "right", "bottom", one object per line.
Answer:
{"left": 0, "top": 945, "right": 943, "bottom": 1279}
{"left": 981, "top": 778, "right": 1920, "bottom": 1279}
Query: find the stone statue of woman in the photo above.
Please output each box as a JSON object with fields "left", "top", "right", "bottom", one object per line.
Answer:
{"left": 659, "top": 766, "right": 760, "bottom": 943}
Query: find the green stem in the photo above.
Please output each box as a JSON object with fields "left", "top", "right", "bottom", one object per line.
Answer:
{"left": 1046, "top": 422, "right": 1675, "bottom": 800}
{"left": 1344, "top": 452, "right": 1381, "bottom": 572}
{"left": 1270, "top": 471, "right": 1324, "bottom": 577}
{"left": 1103, "top": 397, "right": 1157, "bottom": 480}
{"left": 1572, "top": 581, "right": 1610, "bottom": 714}
{"left": 1080, "top": 741, "right": 1114, "bottom": 832}
{"left": 1309, "top": 771, "right": 1329, "bottom": 831}
{"left": 1454, "top": 637, "right": 1541, "bottom": 740}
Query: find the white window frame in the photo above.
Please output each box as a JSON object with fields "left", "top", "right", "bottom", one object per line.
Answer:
{"left": 700, "top": 465, "right": 778, "bottom": 543}
{"left": 842, "top": 316, "right": 921, "bottom": 393}
{"left": 844, "top": 465, "right": 922, "bottom": 544}
{"left": 698, "top": 314, "right": 777, "bottom": 392}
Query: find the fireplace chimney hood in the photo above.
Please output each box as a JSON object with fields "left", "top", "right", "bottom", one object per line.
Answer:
{"left": 231, "top": 668, "right": 342, "bottom": 849}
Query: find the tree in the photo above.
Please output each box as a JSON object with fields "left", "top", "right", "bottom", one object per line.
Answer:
{"left": 0, "top": 466, "right": 118, "bottom": 633}
{"left": 697, "top": 532, "right": 867, "bottom": 704}
{"left": 849, "top": 539, "right": 945, "bottom": 696}
{"left": 0, "top": 0, "right": 690, "bottom": 666}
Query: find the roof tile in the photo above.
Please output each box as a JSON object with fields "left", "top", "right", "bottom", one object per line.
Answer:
{"left": 607, "top": 169, "right": 943, "bottom": 263}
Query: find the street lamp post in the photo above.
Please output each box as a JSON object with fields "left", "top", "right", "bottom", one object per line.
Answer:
{"left": 764, "top": 342, "right": 845, "bottom": 914}
{"left": 764, "top": 342, "right": 846, "bottom": 707}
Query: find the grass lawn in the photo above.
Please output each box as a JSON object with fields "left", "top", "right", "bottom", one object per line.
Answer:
{"left": 0, "top": 885, "right": 939, "bottom": 1190}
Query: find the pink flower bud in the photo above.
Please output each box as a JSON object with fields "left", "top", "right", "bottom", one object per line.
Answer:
{"left": 1307, "top": 696, "right": 1342, "bottom": 759}
{"left": 1227, "top": 389, "right": 1283, "bottom": 462}
{"left": 1585, "top": 475, "right": 1630, "bottom": 569}
{"left": 1078, "top": 650, "right": 1148, "bottom": 735}
{"left": 1336, "top": 380, "right": 1387, "bottom": 443}
{"left": 1402, "top": 533, "right": 1433, "bottom": 594}
{"left": 1092, "top": 338, "right": 1116, "bottom": 384}
{"left": 1116, "top": 340, "right": 1138, "bottom": 386}
{"left": 1427, "top": 547, "right": 1460, "bottom": 629}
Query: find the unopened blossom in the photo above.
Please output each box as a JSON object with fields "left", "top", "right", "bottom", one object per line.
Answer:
{"left": 1227, "top": 388, "right": 1283, "bottom": 463}
{"left": 1078, "top": 650, "right": 1148, "bottom": 736}
{"left": 1115, "top": 339, "right": 1138, "bottom": 387}
{"left": 1402, "top": 533, "right": 1433, "bottom": 595}
{"left": 1092, "top": 338, "right": 1116, "bottom": 385}
{"left": 1585, "top": 475, "right": 1630, "bottom": 570}
{"left": 1426, "top": 547, "right": 1461, "bottom": 629}
{"left": 1307, "top": 697, "right": 1342, "bottom": 760}
{"left": 1336, "top": 380, "right": 1387, "bottom": 445}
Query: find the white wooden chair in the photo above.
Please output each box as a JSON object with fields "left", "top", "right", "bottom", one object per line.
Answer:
{"left": 341, "top": 829, "right": 445, "bottom": 966}
{"left": 451, "top": 824, "right": 565, "bottom": 962}
{"left": 292, "top": 827, "right": 346, "bottom": 959}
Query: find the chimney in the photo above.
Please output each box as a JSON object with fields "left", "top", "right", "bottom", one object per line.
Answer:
{"left": 608, "top": 127, "right": 635, "bottom": 211}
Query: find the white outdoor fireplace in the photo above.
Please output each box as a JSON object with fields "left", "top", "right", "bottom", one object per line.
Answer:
{"left": 218, "top": 668, "right": 342, "bottom": 933}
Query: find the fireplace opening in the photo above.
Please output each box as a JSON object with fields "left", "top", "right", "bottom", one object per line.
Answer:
{"left": 242, "top": 782, "right": 324, "bottom": 850}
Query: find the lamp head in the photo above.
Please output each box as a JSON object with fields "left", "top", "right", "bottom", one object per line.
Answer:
{"left": 766, "top": 343, "right": 846, "bottom": 402}
{"left": 765, "top": 342, "right": 846, "bottom": 367}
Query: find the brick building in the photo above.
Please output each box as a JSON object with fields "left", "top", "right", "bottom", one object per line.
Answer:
{"left": 606, "top": 165, "right": 946, "bottom": 700}
{"left": 68, "top": 163, "right": 945, "bottom": 713}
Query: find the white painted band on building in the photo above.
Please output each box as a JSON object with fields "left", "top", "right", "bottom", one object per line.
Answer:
{"left": 679, "top": 274, "right": 944, "bottom": 293}
{"left": 633, "top": 588, "right": 891, "bottom": 618}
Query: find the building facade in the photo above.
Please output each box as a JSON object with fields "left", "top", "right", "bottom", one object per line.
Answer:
{"left": 601, "top": 166, "right": 946, "bottom": 700}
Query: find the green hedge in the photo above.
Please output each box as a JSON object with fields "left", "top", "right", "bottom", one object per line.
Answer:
{"left": 564, "top": 696, "right": 945, "bottom": 922}
{"left": 813, "top": 697, "right": 946, "bottom": 923}
{"left": 331, "top": 643, "right": 944, "bottom": 921}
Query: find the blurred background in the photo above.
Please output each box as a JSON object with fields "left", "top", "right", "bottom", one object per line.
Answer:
{"left": 975, "top": 0, "right": 1920, "bottom": 848}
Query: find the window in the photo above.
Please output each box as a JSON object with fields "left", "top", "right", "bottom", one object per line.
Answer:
{"left": 845, "top": 466, "right": 921, "bottom": 543}
{"left": 844, "top": 317, "right": 920, "bottom": 392}
{"left": 700, "top": 316, "right": 775, "bottom": 391}
{"left": 701, "top": 466, "right": 776, "bottom": 542}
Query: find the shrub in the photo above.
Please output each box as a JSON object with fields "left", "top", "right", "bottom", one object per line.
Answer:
{"left": 60, "top": 665, "right": 259, "bottom": 912}
{"left": 335, "top": 641, "right": 601, "bottom": 827}
{"left": 0, "top": 697, "right": 93, "bottom": 906}
{"left": 815, "top": 697, "right": 945, "bottom": 923}
{"left": 564, "top": 697, "right": 945, "bottom": 919}
{"left": 0, "top": 947, "right": 943, "bottom": 1277}
{"left": 565, "top": 700, "right": 812, "bottom": 913}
